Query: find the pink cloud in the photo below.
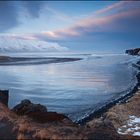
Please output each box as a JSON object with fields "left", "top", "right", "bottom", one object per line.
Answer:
{"left": 6, "top": 1, "right": 140, "bottom": 42}
{"left": 37, "top": 5, "right": 139, "bottom": 40}
{"left": 95, "top": 1, "right": 124, "bottom": 15}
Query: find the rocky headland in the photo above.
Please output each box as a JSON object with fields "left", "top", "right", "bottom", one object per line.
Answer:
{"left": 125, "top": 48, "right": 140, "bottom": 56}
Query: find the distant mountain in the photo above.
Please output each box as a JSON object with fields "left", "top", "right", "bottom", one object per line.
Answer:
{"left": 0, "top": 36, "right": 68, "bottom": 52}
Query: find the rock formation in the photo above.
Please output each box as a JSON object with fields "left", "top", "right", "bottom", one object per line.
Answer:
{"left": 0, "top": 90, "right": 9, "bottom": 106}
{"left": 12, "top": 99, "right": 69, "bottom": 123}
{"left": 12, "top": 99, "right": 47, "bottom": 115}
{"left": 125, "top": 48, "right": 140, "bottom": 55}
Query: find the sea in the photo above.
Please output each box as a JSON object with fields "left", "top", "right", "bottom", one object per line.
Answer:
{"left": 0, "top": 52, "right": 139, "bottom": 122}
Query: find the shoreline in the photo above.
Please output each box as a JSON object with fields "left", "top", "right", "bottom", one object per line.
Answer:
{"left": 77, "top": 82, "right": 139, "bottom": 125}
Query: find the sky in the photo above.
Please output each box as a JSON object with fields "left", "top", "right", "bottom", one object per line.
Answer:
{"left": 0, "top": 1, "right": 140, "bottom": 53}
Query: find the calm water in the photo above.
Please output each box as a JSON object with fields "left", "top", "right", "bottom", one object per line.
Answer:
{"left": 0, "top": 53, "right": 138, "bottom": 121}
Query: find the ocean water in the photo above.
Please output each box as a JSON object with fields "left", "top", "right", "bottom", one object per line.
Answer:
{"left": 0, "top": 53, "right": 138, "bottom": 121}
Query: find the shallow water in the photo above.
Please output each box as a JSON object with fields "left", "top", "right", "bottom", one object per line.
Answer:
{"left": 0, "top": 53, "right": 138, "bottom": 121}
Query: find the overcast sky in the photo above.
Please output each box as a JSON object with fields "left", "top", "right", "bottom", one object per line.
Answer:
{"left": 0, "top": 1, "right": 140, "bottom": 53}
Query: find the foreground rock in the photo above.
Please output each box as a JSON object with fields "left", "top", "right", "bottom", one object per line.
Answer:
{"left": 12, "top": 99, "right": 68, "bottom": 123}
{"left": 0, "top": 90, "right": 9, "bottom": 106}
{"left": 0, "top": 102, "right": 84, "bottom": 139}
{"left": 12, "top": 99, "right": 47, "bottom": 115}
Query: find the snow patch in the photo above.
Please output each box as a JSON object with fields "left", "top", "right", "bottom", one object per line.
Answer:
{"left": 133, "top": 132, "right": 140, "bottom": 136}
{"left": 117, "top": 115, "right": 140, "bottom": 136}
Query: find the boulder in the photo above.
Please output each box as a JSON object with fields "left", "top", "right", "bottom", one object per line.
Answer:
{"left": 12, "top": 99, "right": 47, "bottom": 115}
{"left": 0, "top": 90, "right": 9, "bottom": 106}
{"left": 86, "top": 118, "right": 120, "bottom": 140}
{"left": 12, "top": 99, "right": 68, "bottom": 123}
{"left": 27, "top": 112, "right": 69, "bottom": 123}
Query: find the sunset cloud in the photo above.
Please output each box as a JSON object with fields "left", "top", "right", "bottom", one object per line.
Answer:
{"left": 31, "top": 1, "right": 140, "bottom": 42}
{"left": 95, "top": 1, "right": 124, "bottom": 15}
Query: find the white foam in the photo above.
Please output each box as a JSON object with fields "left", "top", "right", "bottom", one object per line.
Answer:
{"left": 133, "top": 132, "right": 140, "bottom": 136}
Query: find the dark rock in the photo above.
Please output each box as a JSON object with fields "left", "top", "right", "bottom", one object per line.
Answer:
{"left": 136, "top": 73, "right": 140, "bottom": 83}
{"left": 21, "top": 99, "right": 31, "bottom": 105}
{"left": 0, "top": 90, "right": 9, "bottom": 106}
{"left": 125, "top": 48, "right": 140, "bottom": 55}
{"left": 86, "top": 119, "right": 120, "bottom": 140}
{"left": 28, "top": 112, "right": 69, "bottom": 123}
{"left": 12, "top": 99, "right": 68, "bottom": 123}
{"left": 0, "top": 120, "right": 17, "bottom": 139}
{"left": 12, "top": 99, "right": 47, "bottom": 115}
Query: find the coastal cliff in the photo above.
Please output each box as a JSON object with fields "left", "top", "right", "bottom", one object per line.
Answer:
{"left": 125, "top": 48, "right": 140, "bottom": 55}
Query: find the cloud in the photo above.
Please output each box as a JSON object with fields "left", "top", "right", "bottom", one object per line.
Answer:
{"left": 1, "top": 1, "right": 139, "bottom": 52}
{"left": 0, "top": 1, "right": 45, "bottom": 32}
{"left": 0, "top": 1, "right": 19, "bottom": 32}
{"left": 95, "top": 1, "right": 124, "bottom": 15}
{"left": 22, "top": 1, "right": 44, "bottom": 18}
{"left": 31, "top": 1, "right": 140, "bottom": 42}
